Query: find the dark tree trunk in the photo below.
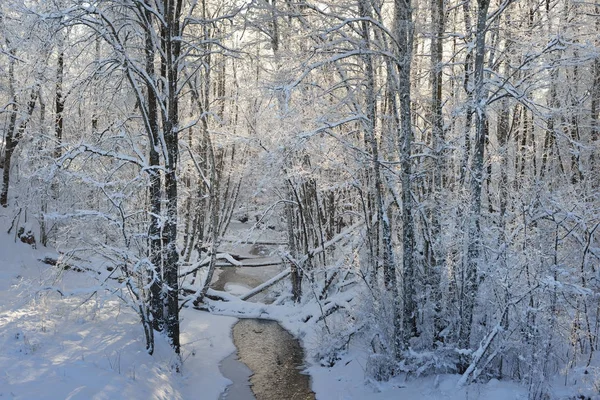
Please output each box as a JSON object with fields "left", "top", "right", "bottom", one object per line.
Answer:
{"left": 54, "top": 51, "right": 64, "bottom": 160}
{"left": 142, "top": 0, "right": 164, "bottom": 335}
{"left": 1, "top": 47, "right": 17, "bottom": 208}
{"left": 428, "top": 0, "right": 445, "bottom": 344}
{"left": 1, "top": 87, "right": 39, "bottom": 207}
{"left": 393, "top": 0, "right": 417, "bottom": 354}
{"left": 459, "top": 0, "right": 474, "bottom": 187}
{"left": 161, "top": 0, "right": 183, "bottom": 355}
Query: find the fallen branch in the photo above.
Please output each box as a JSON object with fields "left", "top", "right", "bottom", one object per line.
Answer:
{"left": 179, "top": 253, "right": 243, "bottom": 277}
{"left": 180, "top": 253, "right": 282, "bottom": 278}
{"left": 40, "top": 256, "right": 98, "bottom": 274}
{"left": 206, "top": 288, "right": 241, "bottom": 302}
{"left": 239, "top": 268, "right": 291, "bottom": 301}
{"left": 299, "top": 221, "right": 364, "bottom": 264}
{"left": 181, "top": 287, "right": 240, "bottom": 307}
{"left": 306, "top": 295, "right": 354, "bottom": 324}
{"left": 196, "top": 301, "right": 274, "bottom": 319}
{"left": 456, "top": 324, "right": 502, "bottom": 388}
{"left": 316, "top": 303, "right": 342, "bottom": 323}
{"left": 217, "top": 253, "right": 243, "bottom": 267}
{"left": 218, "top": 260, "right": 282, "bottom": 268}
{"left": 220, "top": 238, "right": 288, "bottom": 245}
{"left": 456, "top": 286, "right": 539, "bottom": 388}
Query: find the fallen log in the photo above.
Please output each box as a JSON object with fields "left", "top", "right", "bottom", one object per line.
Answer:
{"left": 40, "top": 256, "right": 99, "bottom": 274}
{"left": 239, "top": 268, "right": 291, "bottom": 301}
{"left": 456, "top": 324, "right": 501, "bottom": 388}
{"left": 179, "top": 254, "right": 282, "bottom": 278}
{"left": 216, "top": 260, "right": 282, "bottom": 268}
{"left": 181, "top": 287, "right": 241, "bottom": 309}
{"left": 220, "top": 238, "right": 288, "bottom": 246}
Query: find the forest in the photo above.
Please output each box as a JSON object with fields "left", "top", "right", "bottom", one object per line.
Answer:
{"left": 1, "top": 0, "right": 599, "bottom": 399}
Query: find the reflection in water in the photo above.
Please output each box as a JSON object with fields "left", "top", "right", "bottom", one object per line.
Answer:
{"left": 248, "top": 244, "right": 269, "bottom": 256}
{"left": 214, "top": 259, "right": 315, "bottom": 400}
{"left": 213, "top": 267, "right": 264, "bottom": 292}
{"left": 233, "top": 319, "right": 315, "bottom": 400}
{"left": 219, "top": 349, "right": 256, "bottom": 400}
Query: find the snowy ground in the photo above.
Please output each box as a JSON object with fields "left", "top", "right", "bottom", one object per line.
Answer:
{"left": 0, "top": 216, "right": 590, "bottom": 399}
{"left": 0, "top": 219, "right": 237, "bottom": 399}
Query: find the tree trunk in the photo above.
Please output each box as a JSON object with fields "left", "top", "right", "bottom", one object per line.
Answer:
{"left": 161, "top": 0, "right": 183, "bottom": 355}
{"left": 590, "top": 7, "right": 600, "bottom": 187}
{"left": 459, "top": 0, "right": 490, "bottom": 353}
{"left": 1, "top": 85, "right": 39, "bottom": 207}
{"left": 54, "top": 50, "right": 64, "bottom": 160}
{"left": 459, "top": 0, "right": 474, "bottom": 187}
{"left": 142, "top": 1, "right": 163, "bottom": 335}
{"left": 1, "top": 47, "right": 17, "bottom": 208}
{"left": 429, "top": 0, "right": 445, "bottom": 344}
{"left": 540, "top": 68, "right": 558, "bottom": 179}
{"left": 393, "top": 0, "right": 417, "bottom": 353}
{"left": 284, "top": 182, "right": 303, "bottom": 302}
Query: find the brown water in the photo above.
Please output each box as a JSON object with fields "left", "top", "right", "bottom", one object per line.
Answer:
{"left": 215, "top": 260, "right": 315, "bottom": 400}
{"left": 212, "top": 267, "right": 264, "bottom": 292}
{"left": 231, "top": 319, "right": 314, "bottom": 400}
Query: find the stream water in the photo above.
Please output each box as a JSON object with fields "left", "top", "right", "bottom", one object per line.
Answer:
{"left": 215, "top": 257, "right": 315, "bottom": 400}
{"left": 229, "top": 319, "right": 314, "bottom": 400}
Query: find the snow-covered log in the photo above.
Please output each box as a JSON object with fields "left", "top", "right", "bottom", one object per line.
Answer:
{"left": 456, "top": 324, "right": 502, "bottom": 388}
{"left": 239, "top": 268, "right": 291, "bottom": 301}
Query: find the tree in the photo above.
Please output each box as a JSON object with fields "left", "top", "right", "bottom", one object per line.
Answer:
{"left": 63, "top": 0, "right": 189, "bottom": 354}
{"left": 0, "top": 6, "right": 46, "bottom": 207}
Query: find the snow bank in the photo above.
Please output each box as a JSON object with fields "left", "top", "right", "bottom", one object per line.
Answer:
{"left": 0, "top": 212, "right": 236, "bottom": 400}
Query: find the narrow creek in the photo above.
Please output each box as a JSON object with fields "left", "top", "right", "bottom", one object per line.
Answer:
{"left": 229, "top": 319, "right": 314, "bottom": 400}
{"left": 214, "top": 249, "right": 315, "bottom": 400}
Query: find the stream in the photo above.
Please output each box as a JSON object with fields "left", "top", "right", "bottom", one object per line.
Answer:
{"left": 228, "top": 319, "right": 314, "bottom": 400}
{"left": 214, "top": 245, "right": 315, "bottom": 400}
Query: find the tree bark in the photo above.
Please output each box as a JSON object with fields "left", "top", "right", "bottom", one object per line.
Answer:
{"left": 54, "top": 50, "right": 64, "bottom": 160}
{"left": 161, "top": 0, "right": 183, "bottom": 355}
{"left": 428, "top": 0, "right": 445, "bottom": 344}
{"left": 0, "top": 46, "right": 17, "bottom": 208}
{"left": 459, "top": 0, "right": 490, "bottom": 353}
{"left": 141, "top": 0, "right": 164, "bottom": 335}
{"left": 1, "top": 82, "right": 39, "bottom": 207}
{"left": 393, "top": 0, "right": 417, "bottom": 353}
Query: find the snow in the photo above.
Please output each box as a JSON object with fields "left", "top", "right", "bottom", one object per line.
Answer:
{"left": 0, "top": 214, "right": 589, "bottom": 399}
{"left": 0, "top": 216, "right": 236, "bottom": 400}
{"left": 222, "top": 283, "right": 251, "bottom": 296}
{"left": 179, "top": 310, "right": 237, "bottom": 400}
{"left": 309, "top": 365, "right": 528, "bottom": 400}
{"left": 199, "top": 286, "right": 531, "bottom": 400}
